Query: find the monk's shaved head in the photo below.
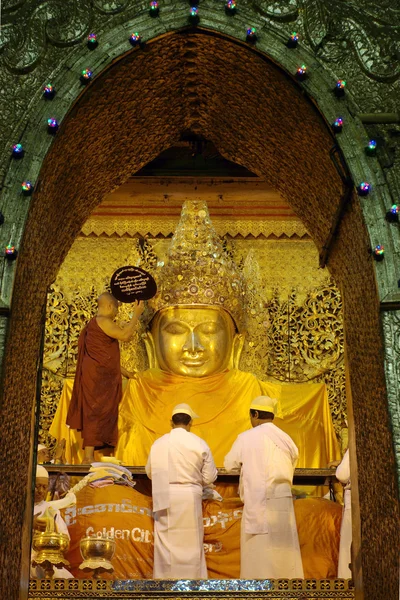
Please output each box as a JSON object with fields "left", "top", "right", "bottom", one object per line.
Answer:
{"left": 97, "top": 292, "right": 119, "bottom": 319}
{"left": 97, "top": 292, "right": 118, "bottom": 307}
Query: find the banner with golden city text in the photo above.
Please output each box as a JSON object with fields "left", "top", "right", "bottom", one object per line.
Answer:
{"left": 62, "top": 483, "right": 341, "bottom": 579}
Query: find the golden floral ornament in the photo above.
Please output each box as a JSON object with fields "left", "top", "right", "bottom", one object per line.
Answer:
{"left": 148, "top": 200, "right": 246, "bottom": 330}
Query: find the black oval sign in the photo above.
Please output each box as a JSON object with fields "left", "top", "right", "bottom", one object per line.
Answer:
{"left": 110, "top": 265, "right": 157, "bottom": 303}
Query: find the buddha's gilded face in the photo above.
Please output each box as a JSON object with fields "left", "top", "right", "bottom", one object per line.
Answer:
{"left": 151, "top": 306, "right": 236, "bottom": 377}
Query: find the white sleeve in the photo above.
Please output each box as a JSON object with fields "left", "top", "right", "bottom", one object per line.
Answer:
{"left": 201, "top": 445, "right": 218, "bottom": 486}
{"left": 145, "top": 451, "right": 152, "bottom": 479}
{"left": 224, "top": 436, "right": 243, "bottom": 472}
{"left": 336, "top": 449, "right": 350, "bottom": 483}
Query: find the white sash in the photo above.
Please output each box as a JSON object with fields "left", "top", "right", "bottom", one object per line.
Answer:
{"left": 151, "top": 437, "right": 170, "bottom": 512}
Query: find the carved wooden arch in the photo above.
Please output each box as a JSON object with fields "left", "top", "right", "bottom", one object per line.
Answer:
{"left": 0, "top": 30, "right": 398, "bottom": 600}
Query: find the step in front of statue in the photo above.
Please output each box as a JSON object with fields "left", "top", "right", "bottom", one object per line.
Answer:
{"left": 44, "top": 466, "right": 338, "bottom": 487}
{"left": 28, "top": 578, "right": 354, "bottom": 599}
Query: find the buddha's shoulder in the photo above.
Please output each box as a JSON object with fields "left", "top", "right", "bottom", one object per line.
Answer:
{"left": 224, "top": 369, "right": 265, "bottom": 387}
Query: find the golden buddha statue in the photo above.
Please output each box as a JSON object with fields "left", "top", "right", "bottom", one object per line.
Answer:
{"left": 115, "top": 200, "right": 340, "bottom": 467}
{"left": 51, "top": 200, "right": 340, "bottom": 468}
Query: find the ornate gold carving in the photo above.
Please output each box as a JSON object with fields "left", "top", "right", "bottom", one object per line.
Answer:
{"left": 41, "top": 285, "right": 69, "bottom": 450}
{"left": 81, "top": 217, "right": 309, "bottom": 239}
{"left": 55, "top": 239, "right": 138, "bottom": 304}
{"left": 43, "top": 286, "right": 70, "bottom": 374}
{"left": 148, "top": 200, "right": 246, "bottom": 331}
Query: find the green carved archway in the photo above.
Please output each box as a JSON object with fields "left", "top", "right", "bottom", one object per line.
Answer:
{"left": 0, "top": 3, "right": 399, "bottom": 600}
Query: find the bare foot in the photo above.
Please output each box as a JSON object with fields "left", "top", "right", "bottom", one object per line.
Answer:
{"left": 82, "top": 445, "right": 94, "bottom": 464}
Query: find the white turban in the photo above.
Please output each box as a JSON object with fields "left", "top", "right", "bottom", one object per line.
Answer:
{"left": 250, "top": 395, "right": 279, "bottom": 414}
{"left": 36, "top": 465, "right": 49, "bottom": 479}
{"left": 171, "top": 403, "right": 199, "bottom": 419}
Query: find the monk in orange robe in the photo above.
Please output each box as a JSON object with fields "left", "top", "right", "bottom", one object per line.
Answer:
{"left": 66, "top": 292, "right": 144, "bottom": 463}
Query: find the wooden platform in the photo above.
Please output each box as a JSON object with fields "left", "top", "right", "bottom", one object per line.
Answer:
{"left": 44, "top": 466, "right": 337, "bottom": 487}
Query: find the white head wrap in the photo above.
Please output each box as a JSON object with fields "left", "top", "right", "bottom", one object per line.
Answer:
{"left": 171, "top": 403, "right": 199, "bottom": 419}
{"left": 250, "top": 395, "right": 279, "bottom": 415}
{"left": 36, "top": 465, "right": 49, "bottom": 479}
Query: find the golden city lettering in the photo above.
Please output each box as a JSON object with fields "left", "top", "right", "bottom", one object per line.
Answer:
{"left": 85, "top": 526, "right": 153, "bottom": 543}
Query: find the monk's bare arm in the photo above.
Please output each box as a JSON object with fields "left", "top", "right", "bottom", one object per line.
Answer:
{"left": 97, "top": 301, "right": 144, "bottom": 342}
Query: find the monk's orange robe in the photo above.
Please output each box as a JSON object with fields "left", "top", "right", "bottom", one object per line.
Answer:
{"left": 66, "top": 318, "right": 122, "bottom": 449}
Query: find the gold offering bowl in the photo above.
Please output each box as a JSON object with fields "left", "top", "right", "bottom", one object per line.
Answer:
{"left": 32, "top": 532, "right": 70, "bottom": 568}
{"left": 79, "top": 536, "right": 116, "bottom": 575}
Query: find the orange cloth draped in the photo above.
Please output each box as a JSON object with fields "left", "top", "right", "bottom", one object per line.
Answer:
{"left": 295, "top": 497, "right": 341, "bottom": 578}
{"left": 66, "top": 318, "right": 122, "bottom": 448}
{"left": 63, "top": 484, "right": 154, "bottom": 579}
{"left": 51, "top": 368, "right": 340, "bottom": 467}
{"left": 63, "top": 484, "right": 341, "bottom": 579}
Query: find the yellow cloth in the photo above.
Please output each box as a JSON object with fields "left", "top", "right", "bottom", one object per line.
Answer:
{"left": 51, "top": 369, "right": 340, "bottom": 468}
{"left": 50, "top": 379, "right": 84, "bottom": 464}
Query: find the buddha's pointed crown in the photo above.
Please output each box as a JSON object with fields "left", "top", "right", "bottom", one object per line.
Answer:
{"left": 148, "top": 200, "right": 246, "bottom": 330}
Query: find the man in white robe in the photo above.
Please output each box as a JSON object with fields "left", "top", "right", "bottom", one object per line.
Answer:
{"left": 31, "top": 465, "right": 74, "bottom": 579}
{"left": 37, "top": 442, "right": 71, "bottom": 500}
{"left": 37, "top": 444, "right": 51, "bottom": 464}
{"left": 224, "top": 395, "right": 304, "bottom": 579}
{"left": 146, "top": 403, "right": 218, "bottom": 579}
{"left": 336, "top": 449, "right": 352, "bottom": 578}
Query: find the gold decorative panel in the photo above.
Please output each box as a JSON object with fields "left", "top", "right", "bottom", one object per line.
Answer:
{"left": 28, "top": 577, "right": 355, "bottom": 599}
{"left": 81, "top": 217, "right": 308, "bottom": 239}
